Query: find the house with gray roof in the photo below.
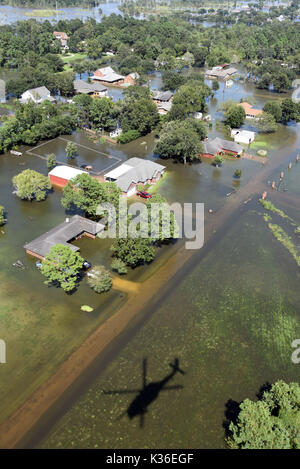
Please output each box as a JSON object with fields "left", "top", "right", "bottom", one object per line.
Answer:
{"left": 201, "top": 137, "right": 243, "bottom": 159}
{"left": 104, "top": 157, "right": 166, "bottom": 197}
{"left": 152, "top": 90, "right": 174, "bottom": 102}
{"left": 24, "top": 215, "right": 105, "bottom": 260}
{"left": 73, "top": 80, "right": 107, "bottom": 97}
{"left": 20, "top": 86, "right": 55, "bottom": 104}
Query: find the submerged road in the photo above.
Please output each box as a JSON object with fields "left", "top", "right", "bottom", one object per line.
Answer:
{"left": 0, "top": 138, "right": 299, "bottom": 449}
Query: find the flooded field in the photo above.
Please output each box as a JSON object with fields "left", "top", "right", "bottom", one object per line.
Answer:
{"left": 38, "top": 202, "right": 300, "bottom": 449}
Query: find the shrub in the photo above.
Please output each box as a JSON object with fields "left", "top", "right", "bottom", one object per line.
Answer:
{"left": 47, "top": 153, "right": 56, "bottom": 170}
{"left": 118, "top": 130, "right": 141, "bottom": 144}
{"left": 213, "top": 154, "right": 224, "bottom": 166}
{"left": 111, "top": 259, "right": 128, "bottom": 275}
{"left": 87, "top": 265, "right": 112, "bottom": 293}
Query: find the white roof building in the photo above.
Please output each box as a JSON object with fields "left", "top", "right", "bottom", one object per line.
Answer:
{"left": 48, "top": 165, "right": 87, "bottom": 186}
{"left": 231, "top": 129, "right": 256, "bottom": 144}
{"left": 20, "top": 86, "right": 55, "bottom": 104}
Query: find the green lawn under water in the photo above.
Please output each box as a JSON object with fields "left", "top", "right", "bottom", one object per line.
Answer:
{"left": 39, "top": 204, "right": 300, "bottom": 449}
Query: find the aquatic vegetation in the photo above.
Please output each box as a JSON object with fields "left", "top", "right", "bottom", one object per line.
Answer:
{"left": 81, "top": 305, "right": 94, "bottom": 312}
{"left": 259, "top": 199, "right": 294, "bottom": 222}
{"left": 267, "top": 223, "right": 300, "bottom": 267}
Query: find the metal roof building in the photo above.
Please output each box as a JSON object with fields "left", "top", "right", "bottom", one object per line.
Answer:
{"left": 104, "top": 158, "right": 166, "bottom": 196}
{"left": 48, "top": 165, "right": 87, "bottom": 188}
{"left": 24, "top": 215, "right": 105, "bottom": 260}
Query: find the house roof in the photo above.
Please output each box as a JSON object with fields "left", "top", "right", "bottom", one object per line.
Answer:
{"left": 202, "top": 137, "right": 242, "bottom": 155}
{"left": 238, "top": 102, "right": 263, "bottom": 117}
{"left": 73, "top": 79, "right": 107, "bottom": 94}
{"left": 205, "top": 67, "right": 237, "bottom": 78}
{"left": 92, "top": 67, "right": 124, "bottom": 83}
{"left": 48, "top": 165, "right": 87, "bottom": 181}
{"left": 105, "top": 158, "right": 166, "bottom": 192}
{"left": 53, "top": 31, "right": 69, "bottom": 40}
{"left": 153, "top": 90, "right": 173, "bottom": 102}
{"left": 24, "top": 215, "right": 104, "bottom": 258}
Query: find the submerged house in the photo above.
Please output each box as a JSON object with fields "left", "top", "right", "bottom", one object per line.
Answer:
{"left": 92, "top": 67, "right": 139, "bottom": 87}
{"left": 152, "top": 90, "right": 173, "bottom": 114}
{"left": 231, "top": 129, "right": 255, "bottom": 144}
{"left": 73, "top": 79, "right": 108, "bottom": 97}
{"left": 238, "top": 102, "right": 263, "bottom": 119}
{"left": 104, "top": 157, "right": 166, "bottom": 197}
{"left": 48, "top": 165, "right": 87, "bottom": 188}
{"left": 20, "top": 86, "right": 55, "bottom": 104}
{"left": 24, "top": 215, "right": 105, "bottom": 260}
{"left": 205, "top": 67, "right": 237, "bottom": 80}
{"left": 201, "top": 137, "right": 243, "bottom": 159}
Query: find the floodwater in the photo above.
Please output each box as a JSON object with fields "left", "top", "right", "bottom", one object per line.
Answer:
{"left": 0, "top": 3, "right": 122, "bottom": 25}
{"left": 0, "top": 65, "right": 300, "bottom": 447}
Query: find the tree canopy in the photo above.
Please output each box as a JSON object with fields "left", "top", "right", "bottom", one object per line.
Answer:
{"left": 12, "top": 169, "right": 51, "bottom": 201}
{"left": 227, "top": 380, "right": 300, "bottom": 449}
{"left": 40, "top": 244, "right": 84, "bottom": 293}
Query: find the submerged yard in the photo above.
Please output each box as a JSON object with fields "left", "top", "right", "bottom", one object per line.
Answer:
{"left": 38, "top": 203, "right": 300, "bottom": 449}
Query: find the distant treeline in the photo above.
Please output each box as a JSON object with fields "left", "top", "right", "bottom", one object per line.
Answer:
{"left": 0, "top": 0, "right": 101, "bottom": 7}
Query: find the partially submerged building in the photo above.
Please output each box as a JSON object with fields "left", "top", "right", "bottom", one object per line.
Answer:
{"left": 152, "top": 90, "right": 173, "bottom": 114}
{"left": 73, "top": 79, "right": 108, "bottom": 97}
{"left": 238, "top": 102, "right": 263, "bottom": 118}
{"left": 20, "top": 86, "right": 55, "bottom": 104}
{"left": 231, "top": 129, "right": 255, "bottom": 144}
{"left": 205, "top": 67, "right": 237, "bottom": 80}
{"left": 104, "top": 157, "right": 166, "bottom": 196}
{"left": 24, "top": 215, "right": 105, "bottom": 260}
{"left": 201, "top": 137, "right": 243, "bottom": 159}
{"left": 92, "top": 67, "right": 139, "bottom": 87}
{"left": 48, "top": 165, "right": 87, "bottom": 188}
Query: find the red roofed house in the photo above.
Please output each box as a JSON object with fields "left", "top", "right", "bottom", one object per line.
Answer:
{"left": 238, "top": 102, "right": 263, "bottom": 118}
{"left": 53, "top": 31, "right": 69, "bottom": 50}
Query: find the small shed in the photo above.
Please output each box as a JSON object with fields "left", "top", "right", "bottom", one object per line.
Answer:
{"left": 48, "top": 165, "right": 87, "bottom": 187}
{"left": 231, "top": 129, "right": 255, "bottom": 144}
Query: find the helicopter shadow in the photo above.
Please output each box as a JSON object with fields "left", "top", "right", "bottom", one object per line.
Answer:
{"left": 102, "top": 358, "right": 185, "bottom": 428}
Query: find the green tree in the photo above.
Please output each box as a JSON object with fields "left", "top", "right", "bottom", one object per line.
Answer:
{"left": 65, "top": 141, "right": 77, "bottom": 159}
{"left": 224, "top": 104, "right": 246, "bottom": 128}
{"left": 62, "top": 174, "right": 121, "bottom": 216}
{"left": 111, "top": 258, "right": 128, "bottom": 275}
{"left": 212, "top": 80, "right": 220, "bottom": 91}
{"left": 12, "top": 169, "right": 51, "bottom": 201}
{"left": 111, "top": 237, "right": 155, "bottom": 267}
{"left": 87, "top": 265, "right": 112, "bottom": 293}
{"left": 255, "top": 112, "right": 278, "bottom": 133}
{"left": 227, "top": 380, "right": 300, "bottom": 449}
{"left": 120, "top": 97, "right": 159, "bottom": 135}
{"left": 40, "top": 244, "right": 84, "bottom": 293}
{"left": 47, "top": 153, "right": 57, "bottom": 170}
{"left": 213, "top": 155, "right": 224, "bottom": 166}
{"left": 273, "top": 72, "right": 291, "bottom": 93}
{"left": 155, "top": 120, "right": 204, "bottom": 164}
{"left": 90, "top": 97, "right": 115, "bottom": 130}
{"left": 263, "top": 101, "right": 282, "bottom": 122}
{"left": 281, "top": 98, "right": 299, "bottom": 123}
